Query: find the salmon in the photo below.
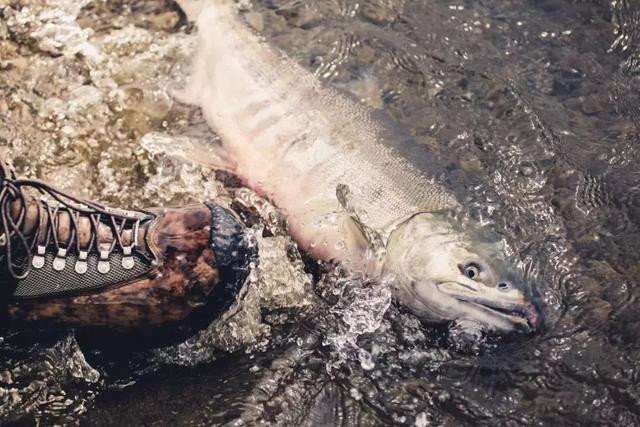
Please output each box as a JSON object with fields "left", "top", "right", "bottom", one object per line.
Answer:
{"left": 172, "top": 1, "right": 540, "bottom": 333}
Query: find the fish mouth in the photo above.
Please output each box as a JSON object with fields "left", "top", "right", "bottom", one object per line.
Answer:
{"left": 437, "top": 281, "right": 540, "bottom": 333}
{"left": 463, "top": 300, "right": 539, "bottom": 333}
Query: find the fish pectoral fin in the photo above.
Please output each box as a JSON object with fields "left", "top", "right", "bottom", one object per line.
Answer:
{"left": 336, "top": 183, "right": 387, "bottom": 276}
{"left": 344, "top": 216, "right": 370, "bottom": 254}
{"left": 343, "top": 216, "right": 387, "bottom": 277}
{"left": 141, "top": 132, "right": 238, "bottom": 174}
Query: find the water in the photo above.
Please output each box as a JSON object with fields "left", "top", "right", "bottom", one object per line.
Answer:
{"left": 1, "top": 0, "right": 640, "bottom": 424}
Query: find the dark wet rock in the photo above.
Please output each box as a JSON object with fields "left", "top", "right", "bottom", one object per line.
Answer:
{"left": 360, "top": 1, "right": 400, "bottom": 25}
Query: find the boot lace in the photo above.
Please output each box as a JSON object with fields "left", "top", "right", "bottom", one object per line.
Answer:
{"left": 0, "top": 164, "right": 154, "bottom": 280}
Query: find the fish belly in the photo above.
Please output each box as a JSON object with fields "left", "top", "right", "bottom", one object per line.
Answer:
{"left": 181, "top": 4, "right": 458, "bottom": 262}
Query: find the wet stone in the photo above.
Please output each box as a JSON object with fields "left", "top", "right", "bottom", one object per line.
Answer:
{"left": 244, "top": 11, "right": 264, "bottom": 33}
{"left": 360, "top": 2, "right": 399, "bottom": 25}
{"left": 579, "top": 94, "right": 606, "bottom": 116}
{"left": 147, "top": 11, "right": 180, "bottom": 32}
{"left": 280, "top": 6, "right": 319, "bottom": 29}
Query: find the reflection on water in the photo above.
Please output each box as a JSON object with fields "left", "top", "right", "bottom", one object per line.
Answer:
{"left": 1, "top": 0, "right": 640, "bottom": 424}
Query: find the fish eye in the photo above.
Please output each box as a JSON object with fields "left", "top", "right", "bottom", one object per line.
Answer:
{"left": 462, "top": 262, "right": 481, "bottom": 280}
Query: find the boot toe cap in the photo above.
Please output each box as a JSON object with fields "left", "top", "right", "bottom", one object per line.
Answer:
{"left": 206, "top": 203, "right": 255, "bottom": 269}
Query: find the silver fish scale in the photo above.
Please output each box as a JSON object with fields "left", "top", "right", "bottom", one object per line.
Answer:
{"left": 303, "top": 134, "right": 459, "bottom": 230}
{"left": 191, "top": 4, "right": 459, "bottom": 235}
{"left": 290, "top": 74, "right": 460, "bottom": 229}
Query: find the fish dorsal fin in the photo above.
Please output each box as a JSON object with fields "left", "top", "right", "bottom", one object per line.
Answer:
{"left": 336, "top": 184, "right": 386, "bottom": 276}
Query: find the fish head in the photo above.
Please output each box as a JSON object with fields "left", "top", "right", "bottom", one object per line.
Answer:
{"left": 385, "top": 212, "right": 540, "bottom": 333}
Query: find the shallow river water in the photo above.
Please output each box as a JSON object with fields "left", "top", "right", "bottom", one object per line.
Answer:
{"left": 1, "top": 0, "right": 640, "bottom": 425}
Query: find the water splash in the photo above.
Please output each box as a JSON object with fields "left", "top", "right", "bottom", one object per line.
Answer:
{"left": 4, "top": 0, "right": 102, "bottom": 62}
{"left": 0, "top": 334, "right": 99, "bottom": 424}
{"left": 322, "top": 274, "right": 392, "bottom": 373}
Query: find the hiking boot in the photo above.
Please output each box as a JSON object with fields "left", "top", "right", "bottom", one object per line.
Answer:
{"left": 0, "top": 160, "right": 255, "bottom": 331}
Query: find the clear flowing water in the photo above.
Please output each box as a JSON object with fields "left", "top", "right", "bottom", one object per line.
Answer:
{"left": 1, "top": 0, "right": 640, "bottom": 425}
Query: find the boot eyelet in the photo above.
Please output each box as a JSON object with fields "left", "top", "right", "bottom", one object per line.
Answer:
{"left": 75, "top": 250, "right": 88, "bottom": 274}
{"left": 122, "top": 246, "right": 134, "bottom": 270}
{"left": 32, "top": 245, "right": 46, "bottom": 269}
{"left": 53, "top": 248, "right": 67, "bottom": 271}
{"left": 98, "top": 250, "right": 111, "bottom": 274}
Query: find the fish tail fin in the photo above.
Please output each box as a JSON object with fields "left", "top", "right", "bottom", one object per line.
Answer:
{"left": 175, "top": 0, "right": 236, "bottom": 22}
{"left": 174, "top": 0, "right": 238, "bottom": 106}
